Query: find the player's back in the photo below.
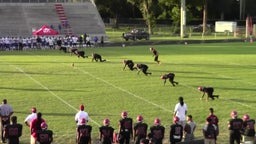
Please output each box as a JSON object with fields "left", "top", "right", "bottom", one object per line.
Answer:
{"left": 37, "top": 130, "right": 53, "bottom": 144}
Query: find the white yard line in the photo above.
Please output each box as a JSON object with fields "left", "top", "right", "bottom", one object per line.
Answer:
{"left": 14, "top": 66, "right": 101, "bottom": 126}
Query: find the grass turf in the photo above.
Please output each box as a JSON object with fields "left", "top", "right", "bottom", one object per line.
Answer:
{"left": 0, "top": 42, "right": 256, "bottom": 144}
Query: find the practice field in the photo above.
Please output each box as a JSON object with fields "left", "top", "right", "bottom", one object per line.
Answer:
{"left": 0, "top": 42, "right": 256, "bottom": 144}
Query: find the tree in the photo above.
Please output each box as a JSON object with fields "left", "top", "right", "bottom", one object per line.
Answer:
{"left": 127, "top": 0, "right": 158, "bottom": 34}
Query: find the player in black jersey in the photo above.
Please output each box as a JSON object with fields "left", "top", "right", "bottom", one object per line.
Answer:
{"left": 99, "top": 118, "right": 115, "bottom": 144}
{"left": 228, "top": 111, "right": 243, "bottom": 144}
{"left": 148, "top": 118, "right": 165, "bottom": 144}
{"left": 92, "top": 52, "right": 106, "bottom": 62}
{"left": 161, "top": 73, "right": 179, "bottom": 86}
{"left": 149, "top": 47, "right": 160, "bottom": 64}
{"left": 135, "top": 64, "right": 152, "bottom": 76}
{"left": 133, "top": 115, "right": 148, "bottom": 144}
{"left": 76, "top": 118, "right": 92, "bottom": 144}
{"left": 75, "top": 50, "right": 88, "bottom": 58}
{"left": 3, "top": 116, "right": 22, "bottom": 144}
{"left": 37, "top": 122, "right": 53, "bottom": 144}
{"left": 123, "top": 60, "right": 136, "bottom": 71}
{"left": 118, "top": 111, "right": 133, "bottom": 144}
{"left": 198, "top": 86, "right": 219, "bottom": 101}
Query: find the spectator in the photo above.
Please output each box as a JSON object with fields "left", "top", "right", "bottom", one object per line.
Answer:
{"left": 99, "top": 118, "right": 114, "bottom": 144}
{"left": 93, "top": 36, "right": 99, "bottom": 47}
{"left": 241, "top": 114, "right": 255, "bottom": 143}
{"left": 207, "top": 107, "right": 219, "bottom": 142}
{"left": 148, "top": 118, "right": 165, "bottom": 144}
{"left": 170, "top": 116, "right": 183, "bottom": 144}
{"left": 0, "top": 99, "right": 14, "bottom": 143}
{"left": 75, "top": 104, "right": 89, "bottom": 126}
{"left": 203, "top": 118, "right": 218, "bottom": 144}
{"left": 24, "top": 107, "right": 37, "bottom": 127}
{"left": 133, "top": 115, "right": 148, "bottom": 144}
{"left": 118, "top": 111, "right": 133, "bottom": 144}
{"left": 174, "top": 96, "right": 188, "bottom": 128}
{"left": 184, "top": 115, "right": 196, "bottom": 142}
{"left": 100, "top": 36, "right": 104, "bottom": 47}
{"left": 37, "top": 122, "right": 53, "bottom": 144}
{"left": 76, "top": 118, "right": 92, "bottom": 144}
{"left": 30, "top": 112, "right": 45, "bottom": 144}
{"left": 228, "top": 111, "right": 243, "bottom": 144}
{"left": 3, "top": 116, "right": 22, "bottom": 144}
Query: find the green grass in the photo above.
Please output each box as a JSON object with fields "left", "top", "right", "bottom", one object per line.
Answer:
{"left": 0, "top": 42, "right": 256, "bottom": 144}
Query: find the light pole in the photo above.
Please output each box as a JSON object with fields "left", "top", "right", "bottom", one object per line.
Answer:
{"left": 238, "top": 0, "right": 245, "bottom": 20}
{"left": 180, "top": 0, "right": 186, "bottom": 38}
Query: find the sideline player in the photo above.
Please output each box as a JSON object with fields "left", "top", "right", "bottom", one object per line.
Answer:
{"left": 148, "top": 118, "right": 165, "bottom": 144}
{"left": 170, "top": 116, "right": 183, "bottom": 144}
{"left": 133, "top": 115, "right": 148, "bottom": 144}
{"left": 99, "top": 118, "right": 115, "bottom": 144}
{"left": 198, "top": 86, "right": 219, "bottom": 101}
{"left": 241, "top": 114, "right": 255, "bottom": 143}
{"left": 76, "top": 118, "right": 92, "bottom": 144}
{"left": 160, "top": 72, "right": 179, "bottom": 86}
{"left": 123, "top": 60, "right": 136, "bottom": 71}
{"left": 228, "top": 111, "right": 243, "bottom": 144}
{"left": 135, "top": 64, "right": 152, "bottom": 76}
{"left": 3, "top": 116, "right": 22, "bottom": 144}
{"left": 37, "top": 122, "right": 53, "bottom": 144}
{"left": 92, "top": 52, "right": 106, "bottom": 62}
{"left": 118, "top": 111, "right": 133, "bottom": 144}
{"left": 149, "top": 47, "right": 160, "bottom": 64}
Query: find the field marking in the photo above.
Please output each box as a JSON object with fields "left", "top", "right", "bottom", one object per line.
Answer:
{"left": 13, "top": 66, "right": 101, "bottom": 126}
{"left": 72, "top": 66, "right": 173, "bottom": 113}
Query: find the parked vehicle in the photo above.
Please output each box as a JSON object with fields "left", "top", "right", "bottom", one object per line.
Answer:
{"left": 122, "top": 29, "right": 150, "bottom": 41}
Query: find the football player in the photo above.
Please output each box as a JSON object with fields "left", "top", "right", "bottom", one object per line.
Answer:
{"left": 161, "top": 72, "right": 179, "bottom": 86}
{"left": 133, "top": 115, "right": 148, "bottom": 144}
{"left": 92, "top": 52, "right": 106, "bottom": 62}
{"left": 118, "top": 111, "right": 133, "bottom": 144}
{"left": 123, "top": 60, "right": 136, "bottom": 71}
{"left": 149, "top": 47, "right": 160, "bottom": 64}
{"left": 198, "top": 86, "right": 219, "bottom": 101}
{"left": 135, "top": 64, "right": 152, "bottom": 76}
{"left": 75, "top": 50, "right": 88, "bottom": 58}
{"left": 99, "top": 118, "right": 115, "bottom": 144}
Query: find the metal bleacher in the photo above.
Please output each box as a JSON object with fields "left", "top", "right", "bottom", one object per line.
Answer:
{"left": 0, "top": 1, "right": 106, "bottom": 38}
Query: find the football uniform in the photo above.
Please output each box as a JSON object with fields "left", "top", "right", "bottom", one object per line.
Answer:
{"left": 99, "top": 125, "right": 114, "bottom": 144}
{"left": 92, "top": 53, "right": 106, "bottom": 62}
{"left": 123, "top": 60, "right": 136, "bottom": 71}
{"left": 148, "top": 125, "right": 165, "bottom": 144}
{"left": 37, "top": 130, "right": 53, "bottom": 144}
{"left": 118, "top": 117, "right": 133, "bottom": 144}
{"left": 133, "top": 122, "right": 148, "bottom": 144}
{"left": 228, "top": 118, "right": 243, "bottom": 144}
{"left": 170, "top": 123, "right": 183, "bottom": 144}
{"left": 136, "top": 64, "right": 151, "bottom": 75}
{"left": 4, "top": 123, "right": 22, "bottom": 144}
{"left": 77, "top": 125, "right": 92, "bottom": 144}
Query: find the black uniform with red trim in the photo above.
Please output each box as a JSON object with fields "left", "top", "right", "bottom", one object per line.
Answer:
{"left": 118, "top": 117, "right": 133, "bottom": 144}
{"left": 162, "top": 73, "right": 179, "bottom": 86}
{"left": 77, "top": 125, "right": 92, "bottom": 144}
{"left": 201, "top": 87, "right": 219, "bottom": 100}
{"left": 228, "top": 118, "right": 243, "bottom": 144}
{"left": 37, "top": 129, "right": 53, "bottom": 144}
{"left": 169, "top": 123, "right": 183, "bottom": 144}
{"left": 133, "top": 122, "right": 148, "bottom": 144}
{"left": 123, "top": 60, "right": 136, "bottom": 71}
{"left": 92, "top": 53, "right": 106, "bottom": 62}
{"left": 242, "top": 119, "right": 255, "bottom": 137}
{"left": 136, "top": 64, "right": 152, "bottom": 76}
{"left": 99, "top": 125, "right": 114, "bottom": 144}
{"left": 4, "top": 123, "right": 22, "bottom": 144}
{"left": 148, "top": 125, "right": 165, "bottom": 144}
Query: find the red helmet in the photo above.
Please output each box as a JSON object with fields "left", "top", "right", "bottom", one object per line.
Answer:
{"left": 150, "top": 47, "right": 154, "bottom": 51}
{"left": 80, "top": 104, "right": 84, "bottom": 111}
{"left": 136, "top": 115, "right": 143, "bottom": 122}
{"left": 198, "top": 86, "right": 203, "bottom": 91}
{"left": 154, "top": 118, "right": 160, "bottom": 125}
{"left": 31, "top": 107, "right": 36, "bottom": 113}
{"left": 231, "top": 111, "right": 237, "bottom": 117}
{"left": 80, "top": 118, "right": 87, "bottom": 124}
{"left": 123, "top": 59, "right": 127, "bottom": 64}
{"left": 173, "top": 116, "right": 180, "bottom": 123}
{"left": 41, "top": 122, "right": 48, "bottom": 130}
{"left": 121, "top": 111, "right": 127, "bottom": 118}
{"left": 243, "top": 114, "right": 250, "bottom": 121}
{"left": 103, "top": 118, "right": 110, "bottom": 125}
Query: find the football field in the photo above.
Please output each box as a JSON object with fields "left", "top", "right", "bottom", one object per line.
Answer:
{"left": 0, "top": 42, "right": 256, "bottom": 143}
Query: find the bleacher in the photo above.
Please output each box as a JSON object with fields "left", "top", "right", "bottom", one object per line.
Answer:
{"left": 0, "top": 1, "right": 106, "bottom": 38}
